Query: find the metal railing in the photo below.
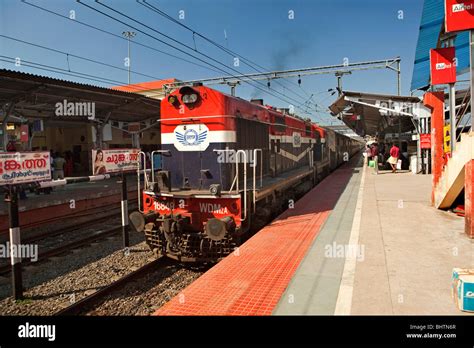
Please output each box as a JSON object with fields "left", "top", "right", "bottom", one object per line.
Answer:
{"left": 252, "top": 149, "right": 263, "bottom": 213}
{"left": 137, "top": 151, "right": 147, "bottom": 213}
{"left": 455, "top": 88, "right": 472, "bottom": 144}
{"left": 150, "top": 150, "right": 170, "bottom": 183}
{"left": 213, "top": 148, "right": 263, "bottom": 222}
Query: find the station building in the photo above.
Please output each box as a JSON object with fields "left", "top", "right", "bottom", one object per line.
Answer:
{"left": 0, "top": 70, "right": 175, "bottom": 174}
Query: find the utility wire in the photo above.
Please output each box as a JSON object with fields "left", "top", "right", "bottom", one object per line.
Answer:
{"left": 139, "top": 0, "right": 315, "bottom": 105}
{"left": 20, "top": 0, "right": 322, "bottom": 119}
{"left": 0, "top": 34, "right": 166, "bottom": 83}
{"left": 0, "top": 55, "right": 159, "bottom": 93}
{"left": 20, "top": 0, "right": 223, "bottom": 75}
{"left": 84, "top": 0, "right": 316, "bottom": 115}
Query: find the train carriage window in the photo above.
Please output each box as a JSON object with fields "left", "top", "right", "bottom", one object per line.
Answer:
{"left": 305, "top": 125, "right": 311, "bottom": 136}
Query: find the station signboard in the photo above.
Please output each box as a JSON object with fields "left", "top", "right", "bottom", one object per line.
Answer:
{"left": 445, "top": 0, "right": 474, "bottom": 33}
{"left": 91, "top": 148, "right": 139, "bottom": 175}
{"left": 420, "top": 133, "right": 432, "bottom": 149}
{"left": 0, "top": 151, "right": 51, "bottom": 185}
{"left": 430, "top": 47, "right": 457, "bottom": 85}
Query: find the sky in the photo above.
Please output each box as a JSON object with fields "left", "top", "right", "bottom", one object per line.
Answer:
{"left": 0, "top": 0, "right": 425, "bottom": 124}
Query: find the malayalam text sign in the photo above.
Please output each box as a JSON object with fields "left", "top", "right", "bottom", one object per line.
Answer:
{"left": 92, "top": 148, "right": 139, "bottom": 175}
{"left": 445, "top": 0, "right": 474, "bottom": 32}
{"left": 0, "top": 152, "right": 51, "bottom": 185}
{"left": 430, "top": 47, "right": 457, "bottom": 85}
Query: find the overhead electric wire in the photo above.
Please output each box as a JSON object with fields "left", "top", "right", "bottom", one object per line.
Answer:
{"left": 138, "top": 0, "right": 315, "bottom": 104}
{"left": 20, "top": 0, "right": 223, "bottom": 75}
{"left": 82, "top": 0, "right": 317, "bottom": 116}
{"left": 21, "top": 0, "right": 322, "bottom": 119}
{"left": 20, "top": 0, "right": 323, "bottom": 120}
{"left": 0, "top": 55, "right": 159, "bottom": 93}
{"left": 0, "top": 34, "right": 167, "bottom": 84}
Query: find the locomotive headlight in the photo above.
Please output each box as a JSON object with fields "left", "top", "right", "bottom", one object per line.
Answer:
{"left": 168, "top": 95, "right": 179, "bottom": 106}
{"left": 209, "top": 184, "right": 221, "bottom": 196}
{"left": 182, "top": 93, "right": 198, "bottom": 104}
{"left": 179, "top": 86, "right": 200, "bottom": 106}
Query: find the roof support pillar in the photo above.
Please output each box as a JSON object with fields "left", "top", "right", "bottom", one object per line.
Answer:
{"left": 423, "top": 91, "right": 444, "bottom": 205}
{"left": 132, "top": 133, "right": 140, "bottom": 149}
{"left": 470, "top": 30, "right": 474, "bottom": 132}
{"left": 465, "top": 160, "right": 474, "bottom": 239}
{"left": 94, "top": 123, "right": 103, "bottom": 149}
{"left": 2, "top": 102, "right": 15, "bottom": 151}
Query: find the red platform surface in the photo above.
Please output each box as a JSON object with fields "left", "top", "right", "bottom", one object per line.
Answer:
{"left": 155, "top": 162, "right": 356, "bottom": 315}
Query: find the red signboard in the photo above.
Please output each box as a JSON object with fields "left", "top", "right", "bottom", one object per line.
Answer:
{"left": 20, "top": 124, "right": 29, "bottom": 143}
{"left": 445, "top": 0, "right": 474, "bottom": 32}
{"left": 420, "top": 133, "right": 432, "bottom": 149}
{"left": 430, "top": 47, "right": 457, "bottom": 85}
{"left": 0, "top": 151, "right": 51, "bottom": 185}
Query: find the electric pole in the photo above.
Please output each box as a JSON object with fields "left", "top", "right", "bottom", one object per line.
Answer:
{"left": 122, "top": 31, "right": 136, "bottom": 85}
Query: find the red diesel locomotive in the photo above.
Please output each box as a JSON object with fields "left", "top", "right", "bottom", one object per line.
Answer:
{"left": 130, "top": 84, "right": 363, "bottom": 262}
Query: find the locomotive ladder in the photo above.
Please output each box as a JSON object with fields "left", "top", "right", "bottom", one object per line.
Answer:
{"left": 214, "top": 149, "right": 263, "bottom": 224}
{"left": 137, "top": 150, "right": 169, "bottom": 213}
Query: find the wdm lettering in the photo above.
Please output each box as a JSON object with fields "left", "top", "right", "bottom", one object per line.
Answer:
{"left": 18, "top": 322, "right": 56, "bottom": 341}
{"left": 199, "top": 203, "right": 229, "bottom": 214}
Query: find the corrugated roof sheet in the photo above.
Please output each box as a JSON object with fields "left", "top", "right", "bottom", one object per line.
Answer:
{"left": 411, "top": 0, "right": 470, "bottom": 91}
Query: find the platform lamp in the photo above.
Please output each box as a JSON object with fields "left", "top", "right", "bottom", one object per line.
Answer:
{"left": 122, "top": 31, "right": 136, "bottom": 85}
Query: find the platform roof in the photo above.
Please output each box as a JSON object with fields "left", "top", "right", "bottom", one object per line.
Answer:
{"left": 329, "top": 91, "right": 422, "bottom": 137}
{"left": 0, "top": 69, "right": 160, "bottom": 123}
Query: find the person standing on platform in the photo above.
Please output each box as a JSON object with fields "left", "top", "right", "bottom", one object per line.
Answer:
{"left": 365, "top": 144, "right": 372, "bottom": 165}
{"left": 64, "top": 151, "right": 74, "bottom": 177}
{"left": 50, "top": 150, "right": 55, "bottom": 178}
{"left": 6, "top": 141, "right": 16, "bottom": 152}
{"left": 53, "top": 152, "right": 66, "bottom": 179}
{"left": 371, "top": 142, "right": 379, "bottom": 175}
{"left": 387, "top": 143, "right": 400, "bottom": 173}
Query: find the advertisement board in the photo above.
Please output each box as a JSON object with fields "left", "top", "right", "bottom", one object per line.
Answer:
{"left": 0, "top": 151, "right": 51, "bottom": 185}
{"left": 444, "top": 125, "right": 452, "bottom": 154}
{"left": 91, "top": 148, "right": 139, "bottom": 175}
{"left": 445, "top": 0, "right": 474, "bottom": 33}
{"left": 430, "top": 47, "right": 457, "bottom": 85}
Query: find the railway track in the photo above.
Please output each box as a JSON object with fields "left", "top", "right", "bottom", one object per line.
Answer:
{"left": 0, "top": 197, "right": 138, "bottom": 241}
{"left": 55, "top": 258, "right": 166, "bottom": 316}
{"left": 0, "top": 225, "right": 126, "bottom": 276}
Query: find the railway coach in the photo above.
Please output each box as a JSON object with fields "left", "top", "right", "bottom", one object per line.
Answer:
{"left": 130, "top": 83, "right": 363, "bottom": 262}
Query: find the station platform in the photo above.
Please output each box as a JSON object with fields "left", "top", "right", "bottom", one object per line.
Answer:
{"left": 0, "top": 176, "right": 138, "bottom": 233}
{"left": 155, "top": 154, "right": 473, "bottom": 315}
